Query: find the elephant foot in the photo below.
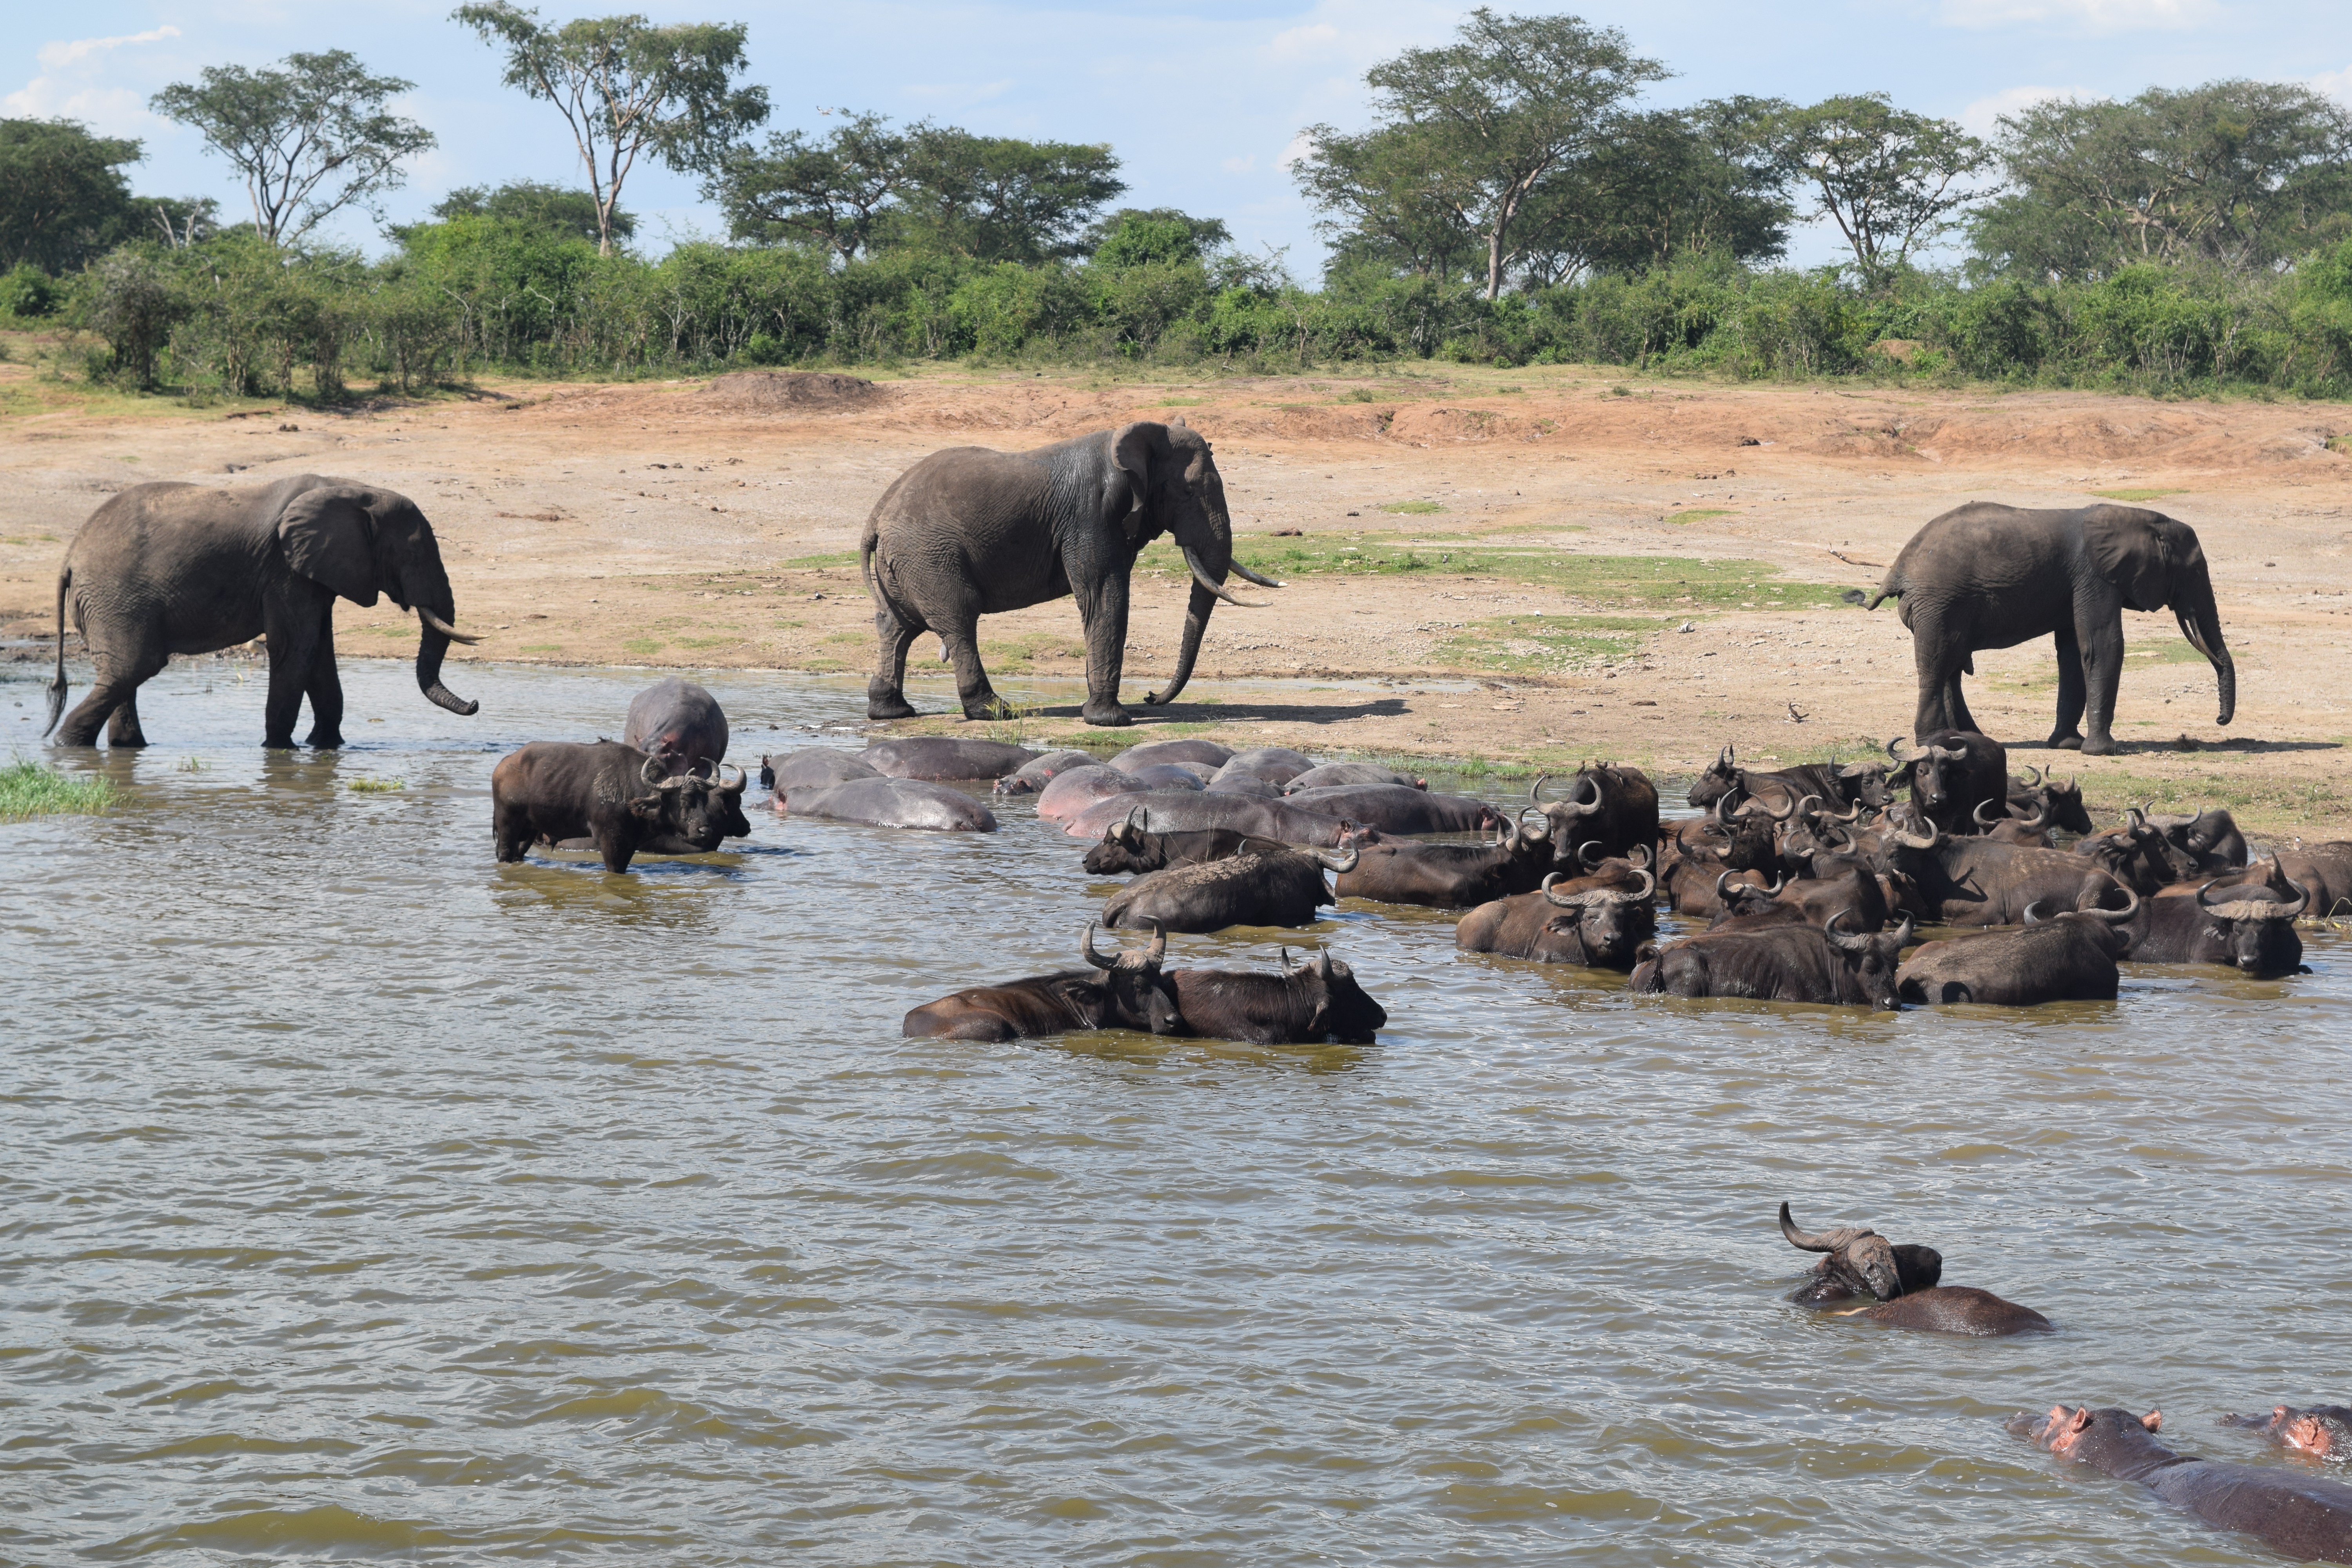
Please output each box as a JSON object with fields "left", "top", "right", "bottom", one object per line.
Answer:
{"left": 960, "top": 694, "right": 1015, "bottom": 722}
{"left": 262, "top": 735, "right": 299, "bottom": 750}
{"left": 2081, "top": 735, "right": 2120, "bottom": 756}
{"left": 867, "top": 693, "right": 918, "bottom": 721}
{"left": 1081, "top": 700, "right": 1134, "bottom": 728}
{"left": 306, "top": 731, "right": 344, "bottom": 749}
{"left": 2049, "top": 732, "right": 2084, "bottom": 751}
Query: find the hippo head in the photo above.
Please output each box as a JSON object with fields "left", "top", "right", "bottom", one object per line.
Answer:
{"left": 2009, "top": 1405, "right": 2165, "bottom": 1462}
{"left": 1779, "top": 1201, "right": 1942, "bottom": 1303}
{"left": 2223, "top": 1404, "right": 2352, "bottom": 1459}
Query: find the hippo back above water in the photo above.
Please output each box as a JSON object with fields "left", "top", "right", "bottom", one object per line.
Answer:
{"left": 1281, "top": 783, "right": 1496, "bottom": 836}
{"left": 623, "top": 678, "right": 729, "bottom": 775}
{"left": 1065, "top": 790, "right": 1367, "bottom": 848}
{"left": 860, "top": 737, "right": 1036, "bottom": 780}
{"left": 789, "top": 777, "right": 998, "bottom": 831}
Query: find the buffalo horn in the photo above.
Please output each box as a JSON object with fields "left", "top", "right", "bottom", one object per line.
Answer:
{"left": 1779, "top": 1201, "right": 1871, "bottom": 1254}
{"left": 2024, "top": 764, "right": 2045, "bottom": 788}
{"left": 1837, "top": 759, "right": 1881, "bottom": 780}
{"left": 1530, "top": 773, "right": 1553, "bottom": 804}
{"left": 1824, "top": 907, "right": 1870, "bottom": 951}
{"left": 1081, "top": 921, "right": 1117, "bottom": 971}
{"left": 1885, "top": 735, "right": 1916, "bottom": 764}
{"left": 2022, "top": 899, "right": 2049, "bottom": 925}
{"left": 1735, "top": 789, "right": 1795, "bottom": 822}
{"left": 2016, "top": 798, "right": 2050, "bottom": 831}
{"left": 1717, "top": 743, "right": 1735, "bottom": 772}
{"left": 2197, "top": 876, "right": 2306, "bottom": 922}
{"left": 1973, "top": 799, "right": 2007, "bottom": 828}
{"left": 418, "top": 606, "right": 480, "bottom": 645}
{"left": 1517, "top": 806, "right": 1553, "bottom": 843}
{"left": 1891, "top": 820, "right": 1942, "bottom": 851}
{"left": 1278, "top": 947, "right": 1297, "bottom": 978}
{"left": 1308, "top": 843, "right": 1360, "bottom": 873}
{"left": 1560, "top": 773, "right": 1604, "bottom": 817}
{"left": 712, "top": 761, "right": 745, "bottom": 790}
{"left": 2083, "top": 884, "right": 2141, "bottom": 923}
{"left": 1577, "top": 838, "right": 1606, "bottom": 869}
{"left": 1313, "top": 949, "right": 1334, "bottom": 979}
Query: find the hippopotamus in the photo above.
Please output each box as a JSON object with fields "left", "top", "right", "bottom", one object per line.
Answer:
{"left": 759, "top": 747, "right": 879, "bottom": 795}
{"left": 994, "top": 749, "right": 1100, "bottom": 796}
{"left": 1280, "top": 783, "right": 1497, "bottom": 836}
{"left": 1205, "top": 772, "right": 1285, "bottom": 798}
{"left": 1125, "top": 763, "right": 1206, "bottom": 791}
{"left": 622, "top": 677, "right": 729, "bottom": 775}
{"left": 1065, "top": 790, "right": 1367, "bottom": 848}
{"left": 2224, "top": 1403, "right": 2352, "bottom": 1461}
{"left": 1285, "top": 761, "right": 1426, "bottom": 793}
{"left": 2012, "top": 1405, "right": 2352, "bottom": 1564}
{"left": 1035, "top": 764, "right": 1147, "bottom": 822}
{"left": 788, "top": 777, "right": 998, "bottom": 832}
{"left": 1108, "top": 738, "right": 1233, "bottom": 773}
{"left": 1778, "top": 1203, "right": 2050, "bottom": 1334}
{"left": 1212, "top": 746, "right": 1320, "bottom": 788}
{"left": 858, "top": 737, "right": 1036, "bottom": 781}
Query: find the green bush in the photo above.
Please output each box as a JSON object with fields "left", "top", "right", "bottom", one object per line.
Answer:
{"left": 0, "top": 261, "right": 57, "bottom": 318}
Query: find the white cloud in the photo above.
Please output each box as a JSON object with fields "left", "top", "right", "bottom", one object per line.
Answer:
{"left": 4, "top": 26, "right": 182, "bottom": 129}
{"left": 2311, "top": 62, "right": 2352, "bottom": 105}
{"left": 1937, "top": 0, "right": 2218, "bottom": 29}
{"left": 902, "top": 78, "right": 1013, "bottom": 107}
{"left": 1267, "top": 23, "right": 1343, "bottom": 63}
{"left": 1275, "top": 131, "right": 1316, "bottom": 170}
{"left": 1222, "top": 153, "right": 1256, "bottom": 173}
{"left": 1958, "top": 83, "right": 2103, "bottom": 137}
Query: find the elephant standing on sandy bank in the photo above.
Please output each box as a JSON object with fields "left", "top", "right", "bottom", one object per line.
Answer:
{"left": 44, "top": 475, "right": 479, "bottom": 748}
{"left": 1851, "top": 502, "right": 2233, "bottom": 755}
{"left": 860, "top": 419, "right": 1281, "bottom": 727}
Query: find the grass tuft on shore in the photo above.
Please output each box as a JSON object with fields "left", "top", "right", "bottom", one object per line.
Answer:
{"left": 1, "top": 760, "right": 115, "bottom": 822}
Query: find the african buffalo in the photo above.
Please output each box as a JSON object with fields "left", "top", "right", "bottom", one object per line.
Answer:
{"left": 2004, "top": 764, "right": 2094, "bottom": 836}
{"left": 2009, "top": 1405, "right": 2352, "bottom": 1565}
{"left": 2122, "top": 873, "right": 2307, "bottom": 976}
{"left": 1082, "top": 808, "right": 1285, "bottom": 875}
{"left": 1687, "top": 743, "right": 1891, "bottom": 813}
{"left": 1781, "top": 1203, "right": 2051, "bottom": 1334}
{"left": 860, "top": 736, "right": 1036, "bottom": 781}
{"left": 492, "top": 742, "right": 750, "bottom": 873}
{"left": 2223, "top": 1403, "right": 2352, "bottom": 1461}
{"left": 1895, "top": 891, "right": 2139, "bottom": 1005}
{"left": 1331, "top": 809, "right": 1555, "bottom": 909}
{"left": 1659, "top": 795, "right": 1783, "bottom": 915}
{"left": 1630, "top": 909, "right": 1912, "bottom": 1007}
{"left": 1713, "top": 856, "right": 1892, "bottom": 932}
{"left": 1532, "top": 764, "right": 1658, "bottom": 866}
{"left": 902, "top": 924, "right": 1180, "bottom": 1040}
{"left": 2270, "top": 842, "right": 2352, "bottom": 921}
{"left": 1455, "top": 861, "right": 1657, "bottom": 968}
{"left": 1102, "top": 842, "right": 1357, "bottom": 933}
{"left": 1166, "top": 947, "right": 1387, "bottom": 1044}
{"left": 1064, "top": 791, "right": 1363, "bottom": 847}
{"left": 1877, "top": 821, "right": 2131, "bottom": 927}
{"left": 1888, "top": 729, "right": 2008, "bottom": 836}
{"left": 1281, "top": 782, "right": 1498, "bottom": 835}
{"left": 623, "top": 677, "right": 729, "bottom": 775}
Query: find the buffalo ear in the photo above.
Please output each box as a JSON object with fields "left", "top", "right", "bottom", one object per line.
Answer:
{"left": 626, "top": 797, "right": 662, "bottom": 820}
{"left": 2083, "top": 507, "right": 2174, "bottom": 613}
{"left": 278, "top": 485, "right": 380, "bottom": 607}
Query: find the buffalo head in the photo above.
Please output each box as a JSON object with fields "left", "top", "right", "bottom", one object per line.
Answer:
{"left": 629, "top": 756, "right": 750, "bottom": 849}
{"left": 1780, "top": 1201, "right": 1943, "bottom": 1303}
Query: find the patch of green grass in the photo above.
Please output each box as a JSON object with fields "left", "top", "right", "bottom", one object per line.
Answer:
{"left": 348, "top": 777, "right": 405, "bottom": 793}
{"left": 675, "top": 635, "right": 739, "bottom": 649}
{"left": 519, "top": 642, "right": 563, "bottom": 653}
{"left": 1338, "top": 387, "right": 1385, "bottom": 403}
{"left": 1380, "top": 499, "right": 1446, "bottom": 515}
{"left": 784, "top": 551, "right": 860, "bottom": 569}
{"left": 1156, "top": 396, "right": 1205, "bottom": 407}
{"left": 979, "top": 633, "right": 1087, "bottom": 671}
{"left": 2090, "top": 488, "right": 2189, "bottom": 502}
{"left": 2069, "top": 767, "right": 2348, "bottom": 836}
{"left": 0, "top": 759, "right": 114, "bottom": 822}
{"left": 1665, "top": 508, "right": 1735, "bottom": 525}
{"left": 1437, "top": 613, "right": 1664, "bottom": 674}
{"left": 1195, "top": 534, "right": 1852, "bottom": 612}
{"left": 772, "top": 618, "right": 806, "bottom": 630}
{"left": 621, "top": 638, "right": 664, "bottom": 656}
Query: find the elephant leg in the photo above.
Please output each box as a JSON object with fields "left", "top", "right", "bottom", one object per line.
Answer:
{"left": 60, "top": 646, "right": 165, "bottom": 749}
{"left": 2049, "top": 628, "right": 2086, "bottom": 750}
{"left": 2077, "top": 610, "right": 2126, "bottom": 755}
{"left": 303, "top": 616, "right": 346, "bottom": 748}
{"left": 1944, "top": 662, "right": 1980, "bottom": 735}
{"left": 1074, "top": 568, "right": 1133, "bottom": 728}
{"left": 940, "top": 611, "right": 1011, "bottom": 721}
{"left": 261, "top": 621, "right": 321, "bottom": 749}
{"left": 866, "top": 602, "right": 920, "bottom": 720}
{"left": 106, "top": 689, "right": 150, "bottom": 748}
{"left": 1905, "top": 605, "right": 1964, "bottom": 741}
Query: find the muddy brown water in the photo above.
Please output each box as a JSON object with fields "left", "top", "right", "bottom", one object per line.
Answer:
{"left": 5, "top": 658, "right": 2348, "bottom": 1566}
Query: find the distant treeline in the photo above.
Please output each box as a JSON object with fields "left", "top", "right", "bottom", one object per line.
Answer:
{"left": 4, "top": 4, "right": 2352, "bottom": 400}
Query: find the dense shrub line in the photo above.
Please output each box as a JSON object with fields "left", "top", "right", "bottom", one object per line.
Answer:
{"left": 11, "top": 223, "right": 2352, "bottom": 401}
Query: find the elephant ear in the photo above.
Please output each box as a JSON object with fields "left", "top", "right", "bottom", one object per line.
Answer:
{"left": 2083, "top": 506, "right": 2175, "bottom": 613}
{"left": 1106, "top": 422, "right": 1162, "bottom": 544}
{"left": 278, "top": 485, "right": 381, "bottom": 607}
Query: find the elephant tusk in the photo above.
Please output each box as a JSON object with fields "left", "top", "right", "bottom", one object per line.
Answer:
{"left": 1229, "top": 559, "right": 1285, "bottom": 588}
{"left": 419, "top": 606, "right": 481, "bottom": 645}
{"left": 1183, "top": 548, "right": 1265, "bottom": 608}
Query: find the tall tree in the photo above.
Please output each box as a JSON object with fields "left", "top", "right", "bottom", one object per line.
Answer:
{"left": 1300, "top": 9, "right": 1668, "bottom": 299}
{"left": 889, "top": 126, "right": 1124, "bottom": 263}
{"left": 1087, "top": 207, "right": 1230, "bottom": 269}
{"left": 1294, "top": 120, "right": 1479, "bottom": 283}
{"left": 1769, "top": 93, "right": 1995, "bottom": 281}
{"left": 0, "top": 119, "right": 143, "bottom": 272}
{"left": 708, "top": 111, "right": 910, "bottom": 261}
{"left": 151, "top": 52, "right": 436, "bottom": 246}
{"left": 431, "top": 180, "right": 632, "bottom": 243}
{"left": 1973, "top": 80, "right": 2352, "bottom": 279}
{"left": 453, "top": 4, "right": 768, "bottom": 255}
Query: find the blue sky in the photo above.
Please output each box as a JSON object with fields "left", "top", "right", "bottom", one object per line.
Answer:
{"left": 7, "top": 0, "right": 2349, "bottom": 274}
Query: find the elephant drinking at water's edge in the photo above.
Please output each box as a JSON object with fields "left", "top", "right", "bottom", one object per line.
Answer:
{"left": 860, "top": 420, "right": 1281, "bottom": 726}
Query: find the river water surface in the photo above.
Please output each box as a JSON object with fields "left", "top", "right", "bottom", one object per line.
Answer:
{"left": 5, "top": 658, "right": 2348, "bottom": 1566}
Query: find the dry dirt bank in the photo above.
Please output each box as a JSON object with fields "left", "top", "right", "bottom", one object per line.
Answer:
{"left": 4, "top": 361, "right": 2350, "bottom": 833}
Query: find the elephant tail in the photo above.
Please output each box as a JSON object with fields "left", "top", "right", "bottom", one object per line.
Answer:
{"left": 859, "top": 526, "right": 912, "bottom": 630}
{"left": 1843, "top": 567, "right": 1903, "bottom": 611}
{"left": 41, "top": 565, "right": 69, "bottom": 736}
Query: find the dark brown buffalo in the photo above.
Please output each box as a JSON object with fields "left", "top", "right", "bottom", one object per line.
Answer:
{"left": 1455, "top": 860, "right": 1656, "bottom": 968}
{"left": 1889, "top": 729, "right": 2008, "bottom": 836}
{"left": 2121, "top": 872, "right": 2307, "bottom": 976}
{"left": 902, "top": 924, "right": 1180, "bottom": 1041}
{"left": 1167, "top": 947, "right": 1387, "bottom": 1044}
{"left": 1686, "top": 744, "right": 1892, "bottom": 813}
{"left": 2072, "top": 803, "right": 2247, "bottom": 894}
{"left": 1972, "top": 797, "right": 2056, "bottom": 848}
{"left": 1332, "top": 810, "right": 1555, "bottom": 909}
{"left": 2004, "top": 764, "right": 2094, "bottom": 836}
{"left": 1630, "top": 910, "right": 1912, "bottom": 1007}
{"left": 1281, "top": 782, "right": 1498, "bottom": 835}
{"left": 2010, "top": 1405, "right": 2352, "bottom": 1564}
{"left": 1659, "top": 796, "right": 1783, "bottom": 915}
{"left": 1782, "top": 1203, "right": 2051, "bottom": 1334}
{"left": 1102, "top": 843, "right": 1357, "bottom": 933}
{"left": 2148, "top": 805, "right": 2249, "bottom": 870}
{"left": 1532, "top": 764, "right": 1659, "bottom": 866}
{"left": 1877, "top": 821, "right": 2131, "bottom": 926}
{"left": 2223, "top": 1403, "right": 2352, "bottom": 1461}
{"left": 1083, "top": 807, "right": 1285, "bottom": 875}
{"left": 2270, "top": 842, "right": 2352, "bottom": 921}
{"left": 1714, "top": 859, "right": 1891, "bottom": 932}
{"left": 1895, "top": 891, "right": 2139, "bottom": 1005}
{"left": 492, "top": 741, "right": 750, "bottom": 873}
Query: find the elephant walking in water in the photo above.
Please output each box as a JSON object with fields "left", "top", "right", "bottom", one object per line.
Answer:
{"left": 1851, "top": 502, "right": 2233, "bottom": 755}
{"left": 45, "top": 474, "right": 479, "bottom": 748}
{"left": 860, "top": 419, "right": 1281, "bottom": 727}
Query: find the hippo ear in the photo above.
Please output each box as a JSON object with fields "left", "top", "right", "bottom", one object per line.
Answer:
{"left": 2140, "top": 1410, "right": 2163, "bottom": 1432}
{"left": 277, "top": 485, "right": 380, "bottom": 607}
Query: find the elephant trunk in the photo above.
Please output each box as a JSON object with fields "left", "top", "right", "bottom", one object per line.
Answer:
{"left": 1145, "top": 581, "right": 1218, "bottom": 707}
{"left": 2175, "top": 576, "right": 2233, "bottom": 727}
{"left": 407, "top": 564, "right": 479, "bottom": 717}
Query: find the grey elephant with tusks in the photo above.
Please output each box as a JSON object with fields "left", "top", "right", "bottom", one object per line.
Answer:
{"left": 44, "top": 474, "right": 480, "bottom": 748}
{"left": 860, "top": 419, "right": 1280, "bottom": 727}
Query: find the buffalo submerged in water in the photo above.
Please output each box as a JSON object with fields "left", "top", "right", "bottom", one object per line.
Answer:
{"left": 1778, "top": 1203, "right": 2050, "bottom": 1335}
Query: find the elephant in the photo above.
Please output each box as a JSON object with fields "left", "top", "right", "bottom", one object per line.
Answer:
{"left": 1849, "top": 502, "right": 2233, "bottom": 755}
{"left": 859, "top": 419, "right": 1281, "bottom": 727}
{"left": 44, "top": 475, "right": 479, "bottom": 748}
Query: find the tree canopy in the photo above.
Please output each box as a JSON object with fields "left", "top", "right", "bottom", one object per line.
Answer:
{"left": 453, "top": 4, "right": 768, "bottom": 255}
{"left": 151, "top": 51, "right": 436, "bottom": 246}
{"left": 0, "top": 119, "right": 143, "bottom": 272}
{"left": 431, "top": 180, "right": 632, "bottom": 243}
{"left": 1768, "top": 93, "right": 1994, "bottom": 281}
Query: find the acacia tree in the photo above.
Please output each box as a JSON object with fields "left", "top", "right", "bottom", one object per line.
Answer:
{"left": 0, "top": 119, "right": 144, "bottom": 271}
{"left": 453, "top": 4, "right": 768, "bottom": 255}
{"left": 889, "top": 126, "right": 1124, "bottom": 262}
{"left": 709, "top": 111, "right": 909, "bottom": 261}
{"left": 1769, "top": 93, "right": 1994, "bottom": 281}
{"left": 1299, "top": 9, "right": 1667, "bottom": 299}
{"left": 151, "top": 52, "right": 435, "bottom": 246}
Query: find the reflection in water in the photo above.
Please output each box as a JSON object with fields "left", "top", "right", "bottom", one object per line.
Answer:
{"left": 4, "top": 658, "right": 2349, "bottom": 1566}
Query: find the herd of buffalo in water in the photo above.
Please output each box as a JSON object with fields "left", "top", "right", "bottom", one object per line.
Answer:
{"left": 476, "top": 676, "right": 2352, "bottom": 1563}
